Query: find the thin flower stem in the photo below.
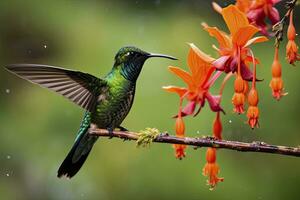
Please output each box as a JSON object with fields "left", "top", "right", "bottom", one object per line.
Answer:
{"left": 237, "top": 46, "right": 241, "bottom": 76}
{"left": 219, "top": 72, "right": 233, "bottom": 98}
{"left": 88, "top": 128, "right": 300, "bottom": 157}
{"left": 203, "top": 70, "right": 223, "bottom": 89}
{"left": 249, "top": 49, "right": 256, "bottom": 88}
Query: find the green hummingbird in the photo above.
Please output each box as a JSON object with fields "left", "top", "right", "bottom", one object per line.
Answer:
{"left": 5, "top": 46, "right": 177, "bottom": 178}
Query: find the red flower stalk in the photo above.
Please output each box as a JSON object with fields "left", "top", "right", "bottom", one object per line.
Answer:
{"left": 203, "top": 5, "right": 268, "bottom": 81}
{"left": 202, "top": 148, "right": 224, "bottom": 190}
{"left": 270, "top": 47, "right": 287, "bottom": 100}
{"left": 286, "top": 10, "right": 300, "bottom": 65}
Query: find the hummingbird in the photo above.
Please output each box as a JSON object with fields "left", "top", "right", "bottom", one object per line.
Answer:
{"left": 5, "top": 46, "right": 177, "bottom": 178}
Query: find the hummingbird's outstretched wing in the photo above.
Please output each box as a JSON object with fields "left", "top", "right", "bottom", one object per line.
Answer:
{"left": 5, "top": 64, "right": 107, "bottom": 112}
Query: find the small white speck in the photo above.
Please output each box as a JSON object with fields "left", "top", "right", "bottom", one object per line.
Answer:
{"left": 6, "top": 173, "right": 9, "bottom": 177}
{"left": 229, "top": 120, "right": 232, "bottom": 123}
{"left": 43, "top": 44, "right": 47, "bottom": 49}
{"left": 5, "top": 89, "right": 10, "bottom": 94}
{"left": 6, "top": 155, "right": 11, "bottom": 159}
{"left": 196, "top": 130, "right": 200, "bottom": 134}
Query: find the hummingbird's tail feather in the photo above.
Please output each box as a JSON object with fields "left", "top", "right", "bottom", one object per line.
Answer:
{"left": 57, "top": 113, "right": 97, "bottom": 179}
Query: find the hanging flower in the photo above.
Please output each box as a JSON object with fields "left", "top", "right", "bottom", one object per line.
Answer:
{"left": 270, "top": 47, "right": 288, "bottom": 100}
{"left": 173, "top": 116, "right": 186, "bottom": 159}
{"left": 232, "top": 75, "right": 246, "bottom": 114}
{"left": 213, "top": 112, "right": 222, "bottom": 140}
{"left": 246, "top": 50, "right": 260, "bottom": 128}
{"left": 286, "top": 10, "right": 300, "bottom": 65}
{"left": 203, "top": 5, "right": 268, "bottom": 81}
{"left": 202, "top": 148, "right": 224, "bottom": 190}
{"left": 247, "top": 89, "right": 260, "bottom": 128}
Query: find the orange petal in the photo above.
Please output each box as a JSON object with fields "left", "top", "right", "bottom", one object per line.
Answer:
{"left": 212, "top": 2, "right": 223, "bottom": 14}
{"left": 222, "top": 5, "right": 249, "bottom": 36}
{"left": 232, "top": 25, "right": 259, "bottom": 46}
{"left": 244, "top": 36, "right": 268, "bottom": 47}
{"left": 162, "top": 86, "right": 188, "bottom": 97}
{"left": 202, "top": 23, "right": 232, "bottom": 49}
{"left": 168, "top": 66, "right": 195, "bottom": 89}
{"left": 188, "top": 43, "right": 215, "bottom": 86}
{"left": 236, "top": 0, "right": 251, "bottom": 13}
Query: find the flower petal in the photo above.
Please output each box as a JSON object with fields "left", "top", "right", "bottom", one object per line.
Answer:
{"left": 182, "top": 101, "right": 197, "bottom": 116}
{"left": 268, "top": 7, "right": 280, "bottom": 24}
{"left": 236, "top": 0, "right": 251, "bottom": 12}
{"left": 222, "top": 5, "right": 249, "bottom": 36}
{"left": 162, "top": 86, "right": 188, "bottom": 97}
{"left": 188, "top": 43, "right": 214, "bottom": 86}
{"left": 244, "top": 36, "right": 268, "bottom": 47}
{"left": 212, "top": 2, "right": 223, "bottom": 14}
{"left": 232, "top": 25, "right": 259, "bottom": 46}
{"left": 205, "top": 93, "right": 225, "bottom": 114}
{"left": 168, "top": 66, "right": 195, "bottom": 89}
{"left": 212, "top": 55, "right": 230, "bottom": 70}
{"left": 202, "top": 23, "right": 232, "bottom": 49}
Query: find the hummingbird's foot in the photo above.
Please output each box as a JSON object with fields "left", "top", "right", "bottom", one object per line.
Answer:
{"left": 117, "top": 126, "right": 129, "bottom": 132}
{"left": 107, "top": 127, "right": 114, "bottom": 139}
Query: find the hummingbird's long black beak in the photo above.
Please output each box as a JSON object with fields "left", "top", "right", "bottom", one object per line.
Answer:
{"left": 147, "top": 53, "right": 178, "bottom": 60}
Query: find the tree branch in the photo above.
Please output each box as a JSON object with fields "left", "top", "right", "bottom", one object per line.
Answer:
{"left": 89, "top": 128, "right": 300, "bottom": 157}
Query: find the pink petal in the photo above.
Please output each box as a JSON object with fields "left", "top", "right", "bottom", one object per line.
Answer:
{"left": 212, "top": 55, "right": 230, "bottom": 71}
{"left": 240, "top": 63, "right": 254, "bottom": 81}
{"left": 182, "top": 101, "right": 196, "bottom": 116}
{"left": 173, "top": 101, "right": 197, "bottom": 118}
{"left": 240, "top": 62, "right": 263, "bottom": 82}
{"left": 268, "top": 7, "right": 280, "bottom": 25}
{"left": 247, "top": 8, "right": 265, "bottom": 23}
{"left": 205, "top": 93, "right": 225, "bottom": 114}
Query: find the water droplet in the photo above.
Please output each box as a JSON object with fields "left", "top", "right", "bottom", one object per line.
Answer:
{"left": 6, "top": 155, "right": 11, "bottom": 159}
{"left": 229, "top": 120, "right": 232, "bottom": 123}
{"left": 5, "top": 89, "right": 10, "bottom": 94}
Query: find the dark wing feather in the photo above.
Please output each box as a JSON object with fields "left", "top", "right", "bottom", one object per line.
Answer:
{"left": 5, "top": 64, "right": 107, "bottom": 112}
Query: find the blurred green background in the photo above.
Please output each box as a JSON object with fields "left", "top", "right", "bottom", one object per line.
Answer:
{"left": 0, "top": 0, "right": 299, "bottom": 199}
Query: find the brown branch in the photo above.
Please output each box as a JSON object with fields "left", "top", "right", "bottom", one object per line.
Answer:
{"left": 88, "top": 128, "right": 300, "bottom": 157}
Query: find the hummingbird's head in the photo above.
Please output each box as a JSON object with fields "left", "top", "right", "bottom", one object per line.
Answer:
{"left": 113, "top": 46, "right": 177, "bottom": 81}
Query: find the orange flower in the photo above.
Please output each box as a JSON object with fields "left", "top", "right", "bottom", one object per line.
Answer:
{"left": 202, "top": 148, "right": 224, "bottom": 190}
{"left": 203, "top": 5, "right": 268, "bottom": 81}
{"left": 173, "top": 116, "right": 186, "bottom": 159}
{"left": 163, "top": 43, "right": 224, "bottom": 118}
{"left": 286, "top": 11, "right": 300, "bottom": 65}
{"left": 270, "top": 47, "right": 287, "bottom": 100}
